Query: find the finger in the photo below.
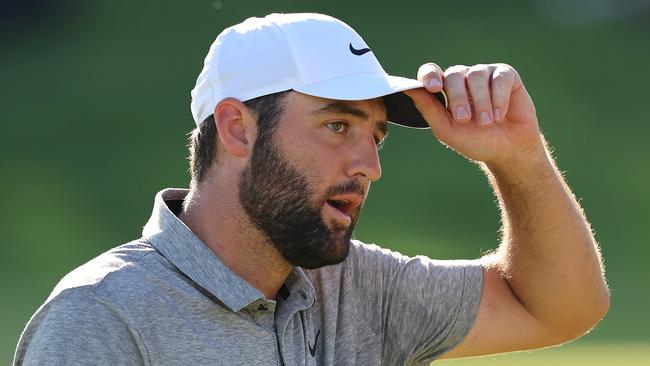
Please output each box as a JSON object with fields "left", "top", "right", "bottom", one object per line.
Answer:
{"left": 466, "top": 64, "right": 494, "bottom": 126}
{"left": 402, "top": 88, "right": 452, "bottom": 141}
{"left": 443, "top": 65, "right": 471, "bottom": 123}
{"left": 490, "top": 64, "right": 517, "bottom": 123}
{"left": 417, "top": 63, "right": 444, "bottom": 92}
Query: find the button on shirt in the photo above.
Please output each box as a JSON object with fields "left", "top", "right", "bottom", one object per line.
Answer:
{"left": 14, "top": 189, "right": 484, "bottom": 366}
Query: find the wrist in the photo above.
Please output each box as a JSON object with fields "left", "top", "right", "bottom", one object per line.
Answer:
{"left": 484, "top": 136, "right": 554, "bottom": 183}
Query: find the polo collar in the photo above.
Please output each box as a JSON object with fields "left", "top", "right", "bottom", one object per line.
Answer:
{"left": 141, "top": 188, "right": 315, "bottom": 312}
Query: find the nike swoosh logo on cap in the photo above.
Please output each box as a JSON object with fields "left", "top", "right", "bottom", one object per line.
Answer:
{"left": 349, "top": 43, "right": 372, "bottom": 56}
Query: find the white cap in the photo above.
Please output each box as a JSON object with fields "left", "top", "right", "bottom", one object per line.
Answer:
{"left": 190, "top": 13, "right": 446, "bottom": 128}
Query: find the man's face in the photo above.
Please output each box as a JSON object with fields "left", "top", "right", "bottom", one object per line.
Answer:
{"left": 239, "top": 92, "right": 387, "bottom": 269}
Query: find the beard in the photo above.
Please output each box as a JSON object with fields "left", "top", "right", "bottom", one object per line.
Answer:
{"left": 238, "top": 134, "right": 364, "bottom": 269}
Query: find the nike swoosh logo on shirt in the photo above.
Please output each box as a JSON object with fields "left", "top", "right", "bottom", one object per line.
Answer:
{"left": 308, "top": 329, "right": 321, "bottom": 357}
{"left": 349, "top": 43, "right": 372, "bottom": 56}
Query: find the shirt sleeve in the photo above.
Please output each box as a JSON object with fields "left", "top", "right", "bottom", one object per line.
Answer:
{"left": 348, "top": 241, "right": 484, "bottom": 366}
{"left": 13, "top": 286, "right": 148, "bottom": 366}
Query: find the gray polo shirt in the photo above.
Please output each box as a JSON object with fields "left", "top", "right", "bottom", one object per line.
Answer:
{"left": 14, "top": 188, "right": 483, "bottom": 366}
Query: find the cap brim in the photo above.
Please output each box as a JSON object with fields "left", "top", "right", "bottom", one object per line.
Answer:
{"left": 293, "top": 73, "right": 446, "bottom": 128}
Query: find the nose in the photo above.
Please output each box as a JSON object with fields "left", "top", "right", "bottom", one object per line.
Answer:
{"left": 344, "top": 134, "right": 382, "bottom": 182}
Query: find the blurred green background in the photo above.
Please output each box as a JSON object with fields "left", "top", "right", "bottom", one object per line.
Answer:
{"left": 2, "top": 0, "right": 649, "bottom": 364}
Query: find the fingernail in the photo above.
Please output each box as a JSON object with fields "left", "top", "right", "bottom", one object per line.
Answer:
{"left": 427, "top": 79, "right": 442, "bottom": 89}
{"left": 455, "top": 106, "right": 469, "bottom": 120}
{"left": 480, "top": 111, "right": 492, "bottom": 125}
{"left": 494, "top": 108, "right": 501, "bottom": 122}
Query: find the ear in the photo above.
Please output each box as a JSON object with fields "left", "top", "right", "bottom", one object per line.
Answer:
{"left": 213, "top": 98, "right": 257, "bottom": 159}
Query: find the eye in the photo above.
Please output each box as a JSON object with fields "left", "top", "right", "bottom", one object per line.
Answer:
{"left": 375, "top": 136, "right": 386, "bottom": 150}
{"left": 325, "top": 121, "right": 347, "bottom": 134}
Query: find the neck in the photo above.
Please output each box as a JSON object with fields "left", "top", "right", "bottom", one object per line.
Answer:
{"left": 179, "top": 175, "right": 294, "bottom": 300}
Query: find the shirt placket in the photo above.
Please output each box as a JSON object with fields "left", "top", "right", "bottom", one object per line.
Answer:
{"left": 241, "top": 299, "right": 284, "bottom": 365}
{"left": 275, "top": 285, "right": 316, "bottom": 366}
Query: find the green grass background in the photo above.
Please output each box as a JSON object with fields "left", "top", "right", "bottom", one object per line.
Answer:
{"left": 1, "top": 0, "right": 649, "bottom": 364}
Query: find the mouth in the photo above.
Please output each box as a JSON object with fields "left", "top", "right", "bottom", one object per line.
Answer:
{"left": 324, "top": 194, "right": 362, "bottom": 227}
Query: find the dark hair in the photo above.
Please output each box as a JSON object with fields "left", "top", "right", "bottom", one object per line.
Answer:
{"left": 188, "top": 91, "right": 290, "bottom": 186}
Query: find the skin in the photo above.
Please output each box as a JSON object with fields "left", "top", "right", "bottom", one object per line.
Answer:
{"left": 180, "top": 62, "right": 610, "bottom": 358}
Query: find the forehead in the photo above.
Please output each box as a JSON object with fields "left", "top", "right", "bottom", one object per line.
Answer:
{"left": 282, "top": 91, "right": 388, "bottom": 122}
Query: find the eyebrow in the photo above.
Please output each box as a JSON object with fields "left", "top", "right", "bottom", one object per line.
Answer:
{"left": 312, "top": 101, "right": 388, "bottom": 137}
{"left": 312, "top": 101, "right": 369, "bottom": 119}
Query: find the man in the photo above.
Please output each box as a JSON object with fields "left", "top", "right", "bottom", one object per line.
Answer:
{"left": 14, "top": 13, "right": 609, "bottom": 366}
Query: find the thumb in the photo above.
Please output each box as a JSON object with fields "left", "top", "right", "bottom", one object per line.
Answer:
{"left": 403, "top": 88, "right": 452, "bottom": 140}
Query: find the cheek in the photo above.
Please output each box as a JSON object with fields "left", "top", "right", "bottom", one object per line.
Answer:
{"left": 286, "top": 142, "right": 345, "bottom": 190}
{"left": 273, "top": 121, "right": 347, "bottom": 188}
{"left": 302, "top": 151, "right": 341, "bottom": 185}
